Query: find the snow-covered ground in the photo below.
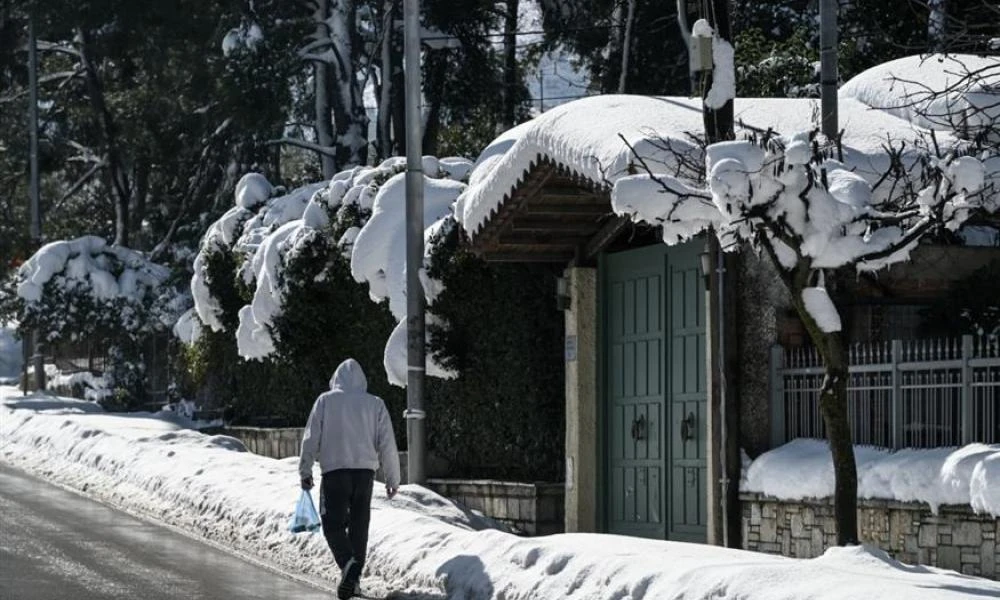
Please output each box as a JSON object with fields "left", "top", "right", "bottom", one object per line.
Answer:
{"left": 3, "top": 387, "right": 999, "bottom": 599}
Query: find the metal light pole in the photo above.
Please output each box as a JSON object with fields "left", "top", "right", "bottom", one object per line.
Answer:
{"left": 28, "top": 13, "right": 45, "bottom": 392}
{"left": 403, "top": 0, "right": 426, "bottom": 485}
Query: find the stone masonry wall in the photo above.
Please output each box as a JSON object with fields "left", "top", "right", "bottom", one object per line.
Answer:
{"left": 224, "top": 426, "right": 304, "bottom": 460}
{"left": 742, "top": 493, "right": 998, "bottom": 580}
{"left": 427, "top": 479, "right": 565, "bottom": 536}
{"left": 225, "top": 426, "right": 563, "bottom": 536}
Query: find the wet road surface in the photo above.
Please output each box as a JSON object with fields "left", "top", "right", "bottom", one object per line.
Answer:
{"left": 0, "top": 463, "right": 335, "bottom": 600}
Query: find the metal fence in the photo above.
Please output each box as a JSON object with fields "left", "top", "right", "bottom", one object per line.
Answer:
{"left": 770, "top": 335, "right": 1000, "bottom": 449}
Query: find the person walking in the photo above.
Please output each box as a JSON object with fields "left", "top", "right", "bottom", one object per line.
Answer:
{"left": 299, "top": 358, "right": 400, "bottom": 600}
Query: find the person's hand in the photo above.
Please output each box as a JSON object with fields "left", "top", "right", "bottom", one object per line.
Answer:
{"left": 301, "top": 476, "right": 313, "bottom": 490}
{"left": 385, "top": 484, "right": 397, "bottom": 500}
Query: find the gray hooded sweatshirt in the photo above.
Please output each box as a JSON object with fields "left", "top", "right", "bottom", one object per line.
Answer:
{"left": 298, "top": 359, "right": 400, "bottom": 488}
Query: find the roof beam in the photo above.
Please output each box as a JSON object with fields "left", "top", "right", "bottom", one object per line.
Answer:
{"left": 509, "top": 219, "right": 600, "bottom": 233}
{"left": 582, "top": 216, "right": 632, "bottom": 260}
{"left": 523, "top": 203, "right": 609, "bottom": 216}
{"left": 481, "top": 251, "right": 576, "bottom": 263}
{"left": 497, "top": 233, "right": 588, "bottom": 247}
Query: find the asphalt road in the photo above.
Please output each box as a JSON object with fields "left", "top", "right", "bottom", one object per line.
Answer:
{"left": 0, "top": 464, "right": 335, "bottom": 600}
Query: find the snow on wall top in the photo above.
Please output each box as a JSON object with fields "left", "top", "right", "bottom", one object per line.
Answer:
{"left": 744, "top": 438, "right": 1000, "bottom": 518}
{"left": 456, "top": 94, "right": 955, "bottom": 239}
{"left": 840, "top": 53, "right": 1000, "bottom": 137}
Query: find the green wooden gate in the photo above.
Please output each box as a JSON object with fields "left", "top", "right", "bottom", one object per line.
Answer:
{"left": 602, "top": 241, "right": 707, "bottom": 542}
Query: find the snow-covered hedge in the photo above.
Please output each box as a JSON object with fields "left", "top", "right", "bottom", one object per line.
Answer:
{"left": 190, "top": 158, "right": 471, "bottom": 386}
{"left": 12, "top": 236, "right": 185, "bottom": 404}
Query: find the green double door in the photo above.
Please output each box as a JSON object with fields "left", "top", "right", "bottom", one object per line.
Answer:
{"left": 602, "top": 241, "right": 707, "bottom": 542}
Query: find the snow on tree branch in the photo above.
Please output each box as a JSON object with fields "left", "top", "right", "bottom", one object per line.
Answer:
{"left": 613, "top": 130, "right": 999, "bottom": 276}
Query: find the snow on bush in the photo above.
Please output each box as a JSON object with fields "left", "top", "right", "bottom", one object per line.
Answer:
{"left": 190, "top": 159, "right": 472, "bottom": 386}
{"left": 3, "top": 391, "right": 998, "bottom": 600}
{"left": 744, "top": 439, "right": 1000, "bottom": 517}
{"left": 13, "top": 236, "right": 184, "bottom": 402}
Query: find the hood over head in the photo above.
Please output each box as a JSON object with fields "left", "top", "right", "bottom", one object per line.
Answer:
{"left": 329, "top": 358, "right": 368, "bottom": 394}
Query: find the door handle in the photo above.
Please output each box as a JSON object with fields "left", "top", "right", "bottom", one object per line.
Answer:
{"left": 630, "top": 414, "right": 646, "bottom": 441}
{"left": 680, "top": 412, "right": 696, "bottom": 441}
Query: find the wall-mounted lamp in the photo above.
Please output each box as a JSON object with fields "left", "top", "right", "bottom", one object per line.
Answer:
{"left": 556, "top": 276, "right": 571, "bottom": 311}
{"left": 699, "top": 250, "right": 712, "bottom": 291}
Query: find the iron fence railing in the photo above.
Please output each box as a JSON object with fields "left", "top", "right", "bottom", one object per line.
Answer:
{"left": 770, "top": 335, "right": 1000, "bottom": 449}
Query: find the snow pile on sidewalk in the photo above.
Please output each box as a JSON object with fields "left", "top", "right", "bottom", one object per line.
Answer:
{"left": 744, "top": 438, "right": 1000, "bottom": 516}
{"left": 3, "top": 388, "right": 998, "bottom": 600}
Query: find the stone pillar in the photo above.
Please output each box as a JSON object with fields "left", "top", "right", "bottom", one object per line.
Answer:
{"left": 564, "top": 266, "right": 598, "bottom": 532}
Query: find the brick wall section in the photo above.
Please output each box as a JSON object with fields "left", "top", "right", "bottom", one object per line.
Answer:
{"left": 742, "top": 493, "right": 998, "bottom": 580}
{"left": 427, "top": 479, "right": 565, "bottom": 536}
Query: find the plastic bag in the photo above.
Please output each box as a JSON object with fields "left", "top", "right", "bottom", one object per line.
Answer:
{"left": 288, "top": 489, "right": 321, "bottom": 533}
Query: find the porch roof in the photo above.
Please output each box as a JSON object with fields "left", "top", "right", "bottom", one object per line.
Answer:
{"left": 455, "top": 94, "right": 964, "bottom": 263}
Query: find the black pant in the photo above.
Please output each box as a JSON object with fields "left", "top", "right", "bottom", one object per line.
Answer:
{"left": 320, "top": 469, "right": 375, "bottom": 571}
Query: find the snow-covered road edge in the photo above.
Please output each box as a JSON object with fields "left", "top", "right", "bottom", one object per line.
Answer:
{"left": 4, "top": 389, "right": 1000, "bottom": 600}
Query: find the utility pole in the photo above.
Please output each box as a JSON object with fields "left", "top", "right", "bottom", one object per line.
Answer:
{"left": 701, "top": 0, "right": 733, "bottom": 143}
{"left": 819, "top": 0, "right": 838, "bottom": 139}
{"left": 28, "top": 12, "right": 45, "bottom": 392}
{"left": 690, "top": 0, "right": 738, "bottom": 550}
{"left": 403, "top": 0, "right": 426, "bottom": 485}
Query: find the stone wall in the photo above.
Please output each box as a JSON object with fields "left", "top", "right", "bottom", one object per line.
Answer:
{"left": 742, "top": 493, "right": 998, "bottom": 580}
{"left": 224, "top": 426, "right": 303, "bottom": 459}
{"left": 225, "top": 426, "right": 564, "bottom": 536}
{"left": 427, "top": 479, "right": 565, "bottom": 536}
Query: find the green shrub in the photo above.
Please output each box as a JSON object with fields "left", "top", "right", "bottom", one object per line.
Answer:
{"left": 425, "top": 225, "right": 565, "bottom": 481}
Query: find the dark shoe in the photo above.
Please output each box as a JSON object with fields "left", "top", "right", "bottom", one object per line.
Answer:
{"left": 337, "top": 558, "right": 362, "bottom": 599}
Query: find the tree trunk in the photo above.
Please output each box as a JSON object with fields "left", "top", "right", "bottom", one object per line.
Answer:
{"left": 329, "top": 0, "right": 369, "bottom": 169}
{"left": 501, "top": 0, "right": 519, "bottom": 129}
{"left": 129, "top": 159, "right": 149, "bottom": 247}
{"left": 603, "top": 0, "right": 625, "bottom": 93}
{"left": 77, "top": 27, "right": 131, "bottom": 246}
{"left": 786, "top": 266, "right": 860, "bottom": 546}
{"left": 618, "top": 0, "right": 636, "bottom": 93}
{"left": 314, "top": 0, "right": 338, "bottom": 178}
{"left": 817, "top": 333, "right": 860, "bottom": 545}
{"left": 422, "top": 50, "right": 448, "bottom": 155}
{"left": 376, "top": 0, "right": 394, "bottom": 160}
{"left": 391, "top": 12, "right": 406, "bottom": 157}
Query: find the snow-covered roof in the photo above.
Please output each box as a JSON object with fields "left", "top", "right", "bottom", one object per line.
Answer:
{"left": 456, "top": 94, "right": 958, "bottom": 239}
{"left": 841, "top": 53, "right": 1000, "bottom": 136}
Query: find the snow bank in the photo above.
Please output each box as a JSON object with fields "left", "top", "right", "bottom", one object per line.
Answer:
{"left": 744, "top": 439, "right": 1000, "bottom": 517}
{"left": 2, "top": 389, "right": 998, "bottom": 600}
{"left": 457, "top": 94, "right": 960, "bottom": 239}
{"left": 841, "top": 54, "right": 1000, "bottom": 138}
